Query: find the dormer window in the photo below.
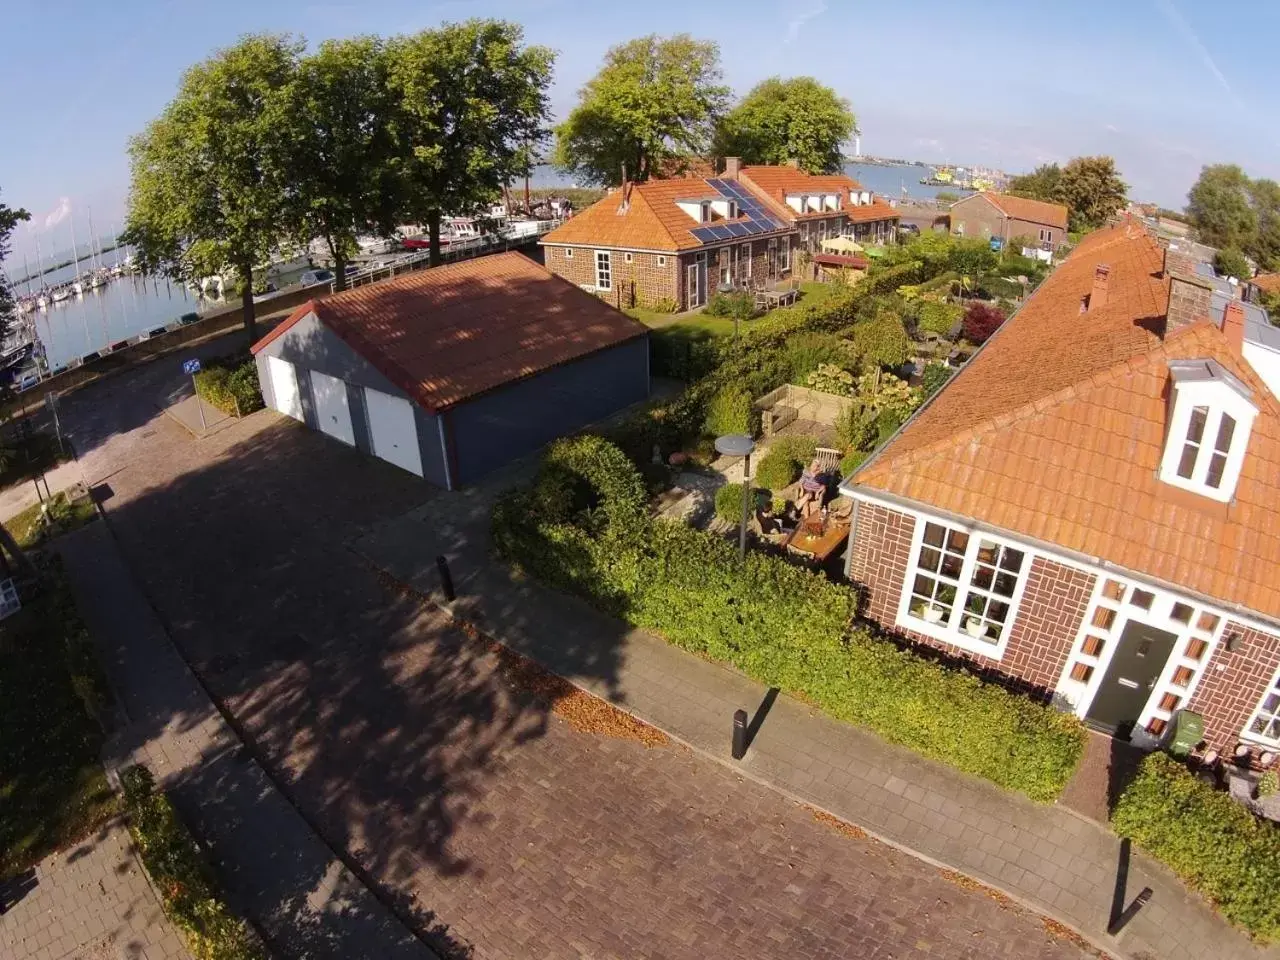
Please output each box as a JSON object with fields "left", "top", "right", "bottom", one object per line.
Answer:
{"left": 700, "top": 201, "right": 711, "bottom": 223}
{"left": 728, "top": 200, "right": 738, "bottom": 219}
{"left": 1159, "top": 360, "right": 1257, "bottom": 502}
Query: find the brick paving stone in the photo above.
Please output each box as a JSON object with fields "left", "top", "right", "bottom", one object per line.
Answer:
{"left": 0, "top": 821, "right": 189, "bottom": 960}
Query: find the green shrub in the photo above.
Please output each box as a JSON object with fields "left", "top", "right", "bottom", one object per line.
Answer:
{"left": 839, "top": 449, "right": 868, "bottom": 476}
{"left": 836, "top": 405, "right": 878, "bottom": 452}
{"left": 769, "top": 433, "right": 820, "bottom": 465}
{"left": 921, "top": 362, "right": 954, "bottom": 399}
{"left": 705, "top": 290, "right": 755, "bottom": 321}
{"left": 755, "top": 449, "right": 801, "bottom": 491}
{"left": 805, "top": 363, "right": 856, "bottom": 397}
{"left": 193, "top": 356, "right": 264, "bottom": 416}
{"left": 493, "top": 439, "right": 1086, "bottom": 802}
{"left": 781, "top": 332, "right": 847, "bottom": 382}
{"left": 915, "top": 301, "right": 962, "bottom": 337}
{"left": 650, "top": 296, "right": 680, "bottom": 314}
{"left": 1113, "top": 753, "right": 1280, "bottom": 941}
{"left": 714, "top": 481, "right": 749, "bottom": 523}
{"left": 704, "top": 386, "right": 753, "bottom": 437}
{"left": 120, "top": 766, "right": 265, "bottom": 960}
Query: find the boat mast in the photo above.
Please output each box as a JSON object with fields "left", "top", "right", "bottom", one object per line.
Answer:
{"left": 87, "top": 208, "right": 100, "bottom": 273}
{"left": 22, "top": 252, "right": 32, "bottom": 295}
{"left": 70, "top": 214, "right": 81, "bottom": 286}
{"left": 34, "top": 233, "right": 46, "bottom": 288}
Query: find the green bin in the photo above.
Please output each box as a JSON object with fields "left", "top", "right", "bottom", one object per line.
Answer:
{"left": 1164, "top": 710, "right": 1204, "bottom": 758}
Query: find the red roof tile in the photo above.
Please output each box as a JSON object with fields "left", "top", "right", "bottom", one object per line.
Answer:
{"left": 251, "top": 252, "right": 646, "bottom": 412}
{"left": 1250, "top": 272, "right": 1280, "bottom": 294}
{"left": 853, "top": 222, "right": 1280, "bottom": 620}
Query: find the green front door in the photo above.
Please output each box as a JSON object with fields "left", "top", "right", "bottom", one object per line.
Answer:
{"left": 1085, "top": 621, "right": 1177, "bottom": 738}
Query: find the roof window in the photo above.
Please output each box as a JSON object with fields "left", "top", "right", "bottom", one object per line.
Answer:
{"left": 1159, "top": 359, "right": 1257, "bottom": 502}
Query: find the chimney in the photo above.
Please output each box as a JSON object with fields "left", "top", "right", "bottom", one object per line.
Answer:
{"left": 1223, "top": 299, "right": 1246, "bottom": 354}
{"left": 1163, "top": 246, "right": 1199, "bottom": 279}
{"left": 1089, "top": 264, "right": 1111, "bottom": 312}
{"left": 724, "top": 156, "right": 741, "bottom": 180}
{"left": 1166, "top": 271, "right": 1215, "bottom": 337}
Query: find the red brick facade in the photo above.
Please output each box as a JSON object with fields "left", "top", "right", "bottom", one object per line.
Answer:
{"left": 1189, "top": 623, "right": 1280, "bottom": 753}
{"left": 849, "top": 501, "right": 1093, "bottom": 698}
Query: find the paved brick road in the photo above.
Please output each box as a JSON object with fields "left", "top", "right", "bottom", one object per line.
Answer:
{"left": 61, "top": 355, "right": 1100, "bottom": 960}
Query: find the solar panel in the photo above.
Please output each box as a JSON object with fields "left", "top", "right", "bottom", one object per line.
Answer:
{"left": 690, "top": 226, "right": 718, "bottom": 242}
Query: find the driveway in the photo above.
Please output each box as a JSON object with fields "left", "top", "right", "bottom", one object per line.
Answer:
{"left": 57, "top": 342, "right": 1100, "bottom": 959}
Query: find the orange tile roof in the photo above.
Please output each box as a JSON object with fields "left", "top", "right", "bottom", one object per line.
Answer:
{"left": 963, "top": 192, "right": 1069, "bottom": 230}
{"left": 852, "top": 222, "right": 1280, "bottom": 621}
{"left": 541, "top": 177, "right": 787, "bottom": 252}
{"left": 739, "top": 166, "right": 877, "bottom": 222}
{"left": 251, "top": 252, "right": 646, "bottom": 412}
{"left": 1250, "top": 273, "right": 1280, "bottom": 294}
{"left": 845, "top": 199, "right": 901, "bottom": 224}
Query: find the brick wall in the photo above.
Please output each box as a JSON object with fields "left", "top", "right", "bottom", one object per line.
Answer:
{"left": 543, "top": 245, "right": 678, "bottom": 309}
{"left": 849, "top": 500, "right": 1093, "bottom": 698}
{"left": 1188, "top": 622, "right": 1280, "bottom": 752}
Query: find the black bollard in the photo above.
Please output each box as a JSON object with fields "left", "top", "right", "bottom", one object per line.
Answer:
{"left": 732, "top": 709, "right": 748, "bottom": 760}
{"left": 436, "top": 554, "right": 456, "bottom": 602}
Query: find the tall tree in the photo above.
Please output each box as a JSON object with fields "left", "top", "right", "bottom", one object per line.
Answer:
{"left": 386, "top": 20, "right": 554, "bottom": 265}
{"left": 279, "top": 37, "right": 399, "bottom": 291}
{"left": 0, "top": 195, "right": 31, "bottom": 350}
{"left": 1006, "top": 163, "right": 1062, "bottom": 203}
{"left": 124, "top": 35, "right": 299, "bottom": 345}
{"left": 1186, "top": 164, "right": 1257, "bottom": 253}
{"left": 553, "top": 34, "right": 729, "bottom": 186}
{"left": 1247, "top": 178, "right": 1280, "bottom": 272}
{"left": 1056, "top": 156, "right": 1127, "bottom": 231}
{"left": 1212, "top": 247, "right": 1250, "bottom": 281}
{"left": 714, "top": 77, "right": 854, "bottom": 173}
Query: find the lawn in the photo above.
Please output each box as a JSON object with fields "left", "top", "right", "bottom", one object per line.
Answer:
{"left": 634, "top": 281, "right": 838, "bottom": 350}
{"left": 0, "top": 564, "right": 117, "bottom": 879}
{"left": 5, "top": 491, "right": 98, "bottom": 549}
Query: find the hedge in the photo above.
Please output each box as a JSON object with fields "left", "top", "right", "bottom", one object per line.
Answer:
{"left": 194, "top": 357, "right": 265, "bottom": 417}
{"left": 120, "top": 766, "right": 266, "bottom": 960}
{"left": 1113, "top": 753, "right": 1280, "bottom": 941}
{"left": 493, "top": 437, "right": 1086, "bottom": 802}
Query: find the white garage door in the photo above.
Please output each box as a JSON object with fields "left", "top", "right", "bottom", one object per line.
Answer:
{"left": 266, "top": 356, "right": 303, "bottom": 421}
{"left": 364, "top": 387, "right": 423, "bottom": 476}
{"left": 310, "top": 371, "right": 355, "bottom": 446}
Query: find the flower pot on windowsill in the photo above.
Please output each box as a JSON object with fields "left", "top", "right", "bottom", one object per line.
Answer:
{"left": 964, "top": 619, "right": 984, "bottom": 639}
{"left": 923, "top": 607, "right": 944, "bottom": 624}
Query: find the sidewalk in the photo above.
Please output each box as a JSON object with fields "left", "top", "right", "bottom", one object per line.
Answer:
{"left": 57, "top": 521, "right": 439, "bottom": 960}
{"left": 0, "top": 820, "right": 189, "bottom": 960}
{"left": 0, "top": 458, "right": 83, "bottom": 523}
{"left": 357, "top": 498, "right": 1280, "bottom": 960}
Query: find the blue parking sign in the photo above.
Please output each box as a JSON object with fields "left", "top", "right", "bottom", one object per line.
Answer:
{"left": 183, "top": 358, "right": 202, "bottom": 375}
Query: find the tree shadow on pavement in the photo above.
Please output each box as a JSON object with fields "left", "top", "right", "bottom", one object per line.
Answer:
{"left": 95, "top": 414, "right": 628, "bottom": 957}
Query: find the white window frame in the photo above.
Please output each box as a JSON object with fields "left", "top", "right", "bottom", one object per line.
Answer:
{"left": 1039, "top": 228, "right": 1051, "bottom": 243}
{"left": 624, "top": 252, "right": 633, "bottom": 264}
{"left": 595, "top": 250, "right": 612, "bottom": 291}
{"left": 700, "top": 201, "right": 711, "bottom": 223}
{"left": 1053, "top": 569, "right": 1230, "bottom": 747}
{"left": 657, "top": 255, "right": 667, "bottom": 267}
{"left": 739, "top": 242, "right": 751, "bottom": 279}
{"left": 564, "top": 247, "right": 573, "bottom": 259}
{"left": 1244, "top": 665, "right": 1280, "bottom": 747}
{"left": 728, "top": 200, "right": 738, "bottom": 219}
{"left": 1158, "top": 366, "right": 1257, "bottom": 503}
{"left": 896, "top": 517, "right": 1033, "bottom": 659}
{"left": 780, "top": 238, "right": 790, "bottom": 271}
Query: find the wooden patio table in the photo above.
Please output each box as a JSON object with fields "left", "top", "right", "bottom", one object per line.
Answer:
{"left": 784, "top": 519, "right": 851, "bottom": 563}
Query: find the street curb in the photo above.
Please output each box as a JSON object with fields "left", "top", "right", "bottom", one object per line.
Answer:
{"left": 398, "top": 569, "right": 1127, "bottom": 960}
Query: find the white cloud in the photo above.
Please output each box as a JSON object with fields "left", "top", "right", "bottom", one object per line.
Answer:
{"left": 42, "top": 197, "right": 71, "bottom": 231}
{"left": 785, "top": 1, "right": 828, "bottom": 43}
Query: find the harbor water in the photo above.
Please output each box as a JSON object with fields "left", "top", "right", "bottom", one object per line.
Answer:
{"left": 17, "top": 247, "right": 216, "bottom": 373}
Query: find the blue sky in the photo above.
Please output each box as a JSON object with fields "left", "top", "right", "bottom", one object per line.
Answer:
{"left": 3, "top": 0, "right": 1277, "bottom": 263}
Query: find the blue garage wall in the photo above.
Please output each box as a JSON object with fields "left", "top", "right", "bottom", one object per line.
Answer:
{"left": 255, "top": 312, "right": 450, "bottom": 488}
{"left": 446, "top": 336, "right": 650, "bottom": 485}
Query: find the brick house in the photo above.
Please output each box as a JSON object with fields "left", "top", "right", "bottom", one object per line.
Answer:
{"left": 949, "top": 192, "right": 1069, "bottom": 252}
{"left": 841, "top": 220, "right": 1280, "bottom": 760}
{"left": 736, "top": 160, "right": 900, "bottom": 252}
{"left": 539, "top": 173, "right": 793, "bottom": 312}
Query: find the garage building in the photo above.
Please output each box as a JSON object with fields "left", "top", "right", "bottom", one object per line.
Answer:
{"left": 251, "top": 252, "right": 650, "bottom": 488}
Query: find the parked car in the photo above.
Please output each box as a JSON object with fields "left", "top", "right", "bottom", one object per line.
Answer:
{"left": 300, "top": 269, "right": 334, "bottom": 287}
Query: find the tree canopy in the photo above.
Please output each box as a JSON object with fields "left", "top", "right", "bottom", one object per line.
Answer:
{"left": 1212, "top": 247, "right": 1250, "bottom": 282}
{"left": 0, "top": 193, "right": 31, "bottom": 355}
{"left": 553, "top": 34, "right": 729, "bottom": 186}
{"left": 278, "top": 36, "right": 400, "bottom": 291}
{"left": 124, "top": 34, "right": 301, "bottom": 344}
{"left": 386, "top": 20, "right": 554, "bottom": 264}
{"left": 1186, "top": 165, "right": 1280, "bottom": 271}
{"left": 1006, "top": 156, "right": 1127, "bottom": 232}
{"left": 714, "top": 77, "right": 854, "bottom": 173}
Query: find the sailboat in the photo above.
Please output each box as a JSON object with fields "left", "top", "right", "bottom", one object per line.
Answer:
{"left": 70, "top": 214, "right": 84, "bottom": 296}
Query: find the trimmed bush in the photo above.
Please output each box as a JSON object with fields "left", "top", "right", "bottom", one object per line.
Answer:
{"left": 713, "top": 481, "right": 747, "bottom": 523}
{"left": 915, "top": 300, "right": 962, "bottom": 337}
{"left": 704, "top": 386, "right": 753, "bottom": 437}
{"left": 493, "top": 439, "right": 1086, "bottom": 802}
{"left": 839, "top": 449, "right": 868, "bottom": 476}
{"left": 781, "top": 332, "right": 847, "bottom": 382}
{"left": 755, "top": 449, "right": 801, "bottom": 491}
{"left": 705, "top": 290, "right": 755, "bottom": 321}
{"left": 120, "top": 766, "right": 265, "bottom": 959}
{"left": 921, "top": 362, "right": 954, "bottom": 399}
{"left": 194, "top": 356, "right": 264, "bottom": 417}
{"left": 1113, "top": 753, "right": 1280, "bottom": 941}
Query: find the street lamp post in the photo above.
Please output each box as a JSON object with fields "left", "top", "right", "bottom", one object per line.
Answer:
{"left": 715, "top": 433, "right": 756, "bottom": 560}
